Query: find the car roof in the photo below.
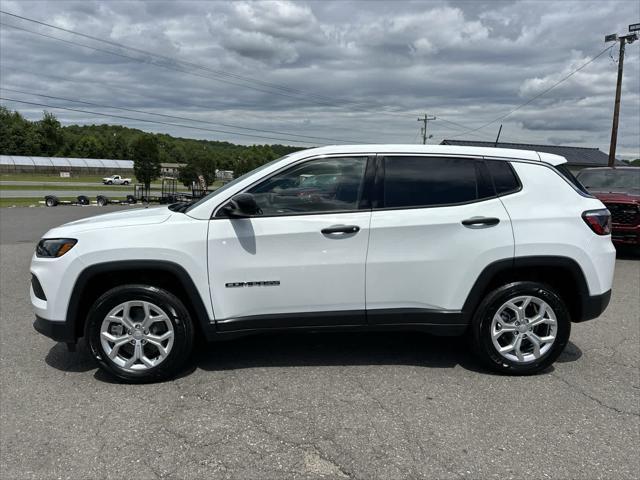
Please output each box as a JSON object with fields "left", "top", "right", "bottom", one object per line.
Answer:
{"left": 286, "top": 144, "right": 567, "bottom": 166}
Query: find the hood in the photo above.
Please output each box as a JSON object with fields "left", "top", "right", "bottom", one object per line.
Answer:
{"left": 592, "top": 191, "right": 640, "bottom": 204}
{"left": 48, "top": 206, "right": 172, "bottom": 235}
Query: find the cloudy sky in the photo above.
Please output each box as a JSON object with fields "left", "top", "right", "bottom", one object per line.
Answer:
{"left": 1, "top": 0, "right": 639, "bottom": 157}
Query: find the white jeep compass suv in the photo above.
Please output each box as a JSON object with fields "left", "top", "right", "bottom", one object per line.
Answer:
{"left": 31, "top": 145, "right": 616, "bottom": 382}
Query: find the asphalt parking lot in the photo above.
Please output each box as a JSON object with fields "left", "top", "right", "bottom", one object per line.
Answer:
{"left": 1, "top": 206, "right": 638, "bottom": 479}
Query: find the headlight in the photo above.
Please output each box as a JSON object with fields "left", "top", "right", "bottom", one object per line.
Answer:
{"left": 36, "top": 238, "right": 77, "bottom": 258}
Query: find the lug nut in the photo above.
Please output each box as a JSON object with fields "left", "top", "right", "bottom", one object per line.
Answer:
{"left": 141, "top": 339, "right": 147, "bottom": 345}
{"left": 515, "top": 322, "right": 520, "bottom": 326}
{"left": 127, "top": 330, "right": 132, "bottom": 335}
{"left": 130, "top": 340, "right": 135, "bottom": 345}
{"left": 144, "top": 330, "right": 149, "bottom": 335}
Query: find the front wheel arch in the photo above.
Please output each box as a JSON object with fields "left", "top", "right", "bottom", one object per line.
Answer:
{"left": 67, "top": 261, "right": 213, "bottom": 343}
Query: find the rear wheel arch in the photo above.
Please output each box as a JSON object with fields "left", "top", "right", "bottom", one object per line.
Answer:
{"left": 66, "top": 261, "right": 213, "bottom": 342}
{"left": 463, "top": 256, "right": 590, "bottom": 323}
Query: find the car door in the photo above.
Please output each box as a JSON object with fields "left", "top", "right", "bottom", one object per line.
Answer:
{"left": 365, "top": 155, "right": 514, "bottom": 325}
{"left": 208, "top": 155, "right": 374, "bottom": 331}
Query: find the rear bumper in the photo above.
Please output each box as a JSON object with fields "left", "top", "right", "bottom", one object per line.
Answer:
{"left": 33, "top": 316, "right": 76, "bottom": 343}
{"left": 577, "top": 289, "right": 612, "bottom": 322}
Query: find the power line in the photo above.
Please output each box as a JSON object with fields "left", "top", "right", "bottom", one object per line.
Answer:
{"left": 1, "top": 10, "right": 383, "bottom": 111}
{"left": 0, "top": 96, "right": 325, "bottom": 145}
{"left": 0, "top": 12, "right": 423, "bottom": 119}
{"left": 447, "top": 44, "right": 616, "bottom": 139}
{"left": 0, "top": 21, "right": 328, "bottom": 106}
{"left": 0, "top": 13, "right": 490, "bottom": 138}
{"left": 5, "top": 9, "right": 603, "bottom": 143}
{"left": 0, "top": 65, "right": 377, "bottom": 137}
{"left": 0, "top": 87, "right": 367, "bottom": 144}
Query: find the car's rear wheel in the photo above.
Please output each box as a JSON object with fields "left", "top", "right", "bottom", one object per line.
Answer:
{"left": 471, "top": 281, "right": 570, "bottom": 375}
{"left": 87, "top": 285, "right": 194, "bottom": 383}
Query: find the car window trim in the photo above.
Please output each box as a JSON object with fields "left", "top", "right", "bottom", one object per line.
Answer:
{"left": 212, "top": 154, "right": 376, "bottom": 219}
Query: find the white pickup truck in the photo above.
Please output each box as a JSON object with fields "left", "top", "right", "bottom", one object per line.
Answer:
{"left": 102, "top": 175, "right": 131, "bottom": 185}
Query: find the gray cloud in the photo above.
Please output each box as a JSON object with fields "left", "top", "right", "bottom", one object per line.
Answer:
{"left": 0, "top": 0, "right": 638, "bottom": 157}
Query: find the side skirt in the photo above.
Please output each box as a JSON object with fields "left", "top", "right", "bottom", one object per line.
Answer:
{"left": 210, "top": 308, "right": 467, "bottom": 340}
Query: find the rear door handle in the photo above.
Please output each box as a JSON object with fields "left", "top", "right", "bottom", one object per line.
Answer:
{"left": 321, "top": 225, "right": 360, "bottom": 235}
{"left": 461, "top": 217, "right": 500, "bottom": 228}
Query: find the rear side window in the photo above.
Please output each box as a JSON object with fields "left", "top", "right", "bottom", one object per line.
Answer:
{"left": 485, "top": 160, "right": 521, "bottom": 195}
{"left": 558, "top": 165, "right": 593, "bottom": 197}
{"left": 382, "top": 156, "right": 494, "bottom": 208}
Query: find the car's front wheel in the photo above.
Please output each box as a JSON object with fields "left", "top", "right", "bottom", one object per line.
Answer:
{"left": 471, "top": 281, "right": 570, "bottom": 375}
{"left": 87, "top": 285, "right": 194, "bottom": 383}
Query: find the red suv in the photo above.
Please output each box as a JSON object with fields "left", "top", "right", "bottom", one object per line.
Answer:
{"left": 576, "top": 167, "right": 640, "bottom": 246}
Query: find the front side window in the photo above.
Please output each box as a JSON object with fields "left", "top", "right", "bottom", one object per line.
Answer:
{"left": 248, "top": 156, "right": 368, "bottom": 215}
{"left": 382, "top": 156, "right": 494, "bottom": 208}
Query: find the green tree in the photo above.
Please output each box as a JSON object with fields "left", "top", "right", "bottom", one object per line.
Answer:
{"left": 74, "top": 136, "right": 104, "bottom": 158}
{"left": 37, "top": 111, "right": 63, "bottom": 156}
{"left": 0, "top": 108, "right": 303, "bottom": 165}
{"left": 0, "top": 107, "right": 43, "bottom": 155}
{"left": 177, "top": 152, "right": 217, "bottom": 187}
{"left": 234, "top": 145, "right": 277, "bottom": 176}
{"left": 131, "top": 134, "right": 161, "bottom": 188}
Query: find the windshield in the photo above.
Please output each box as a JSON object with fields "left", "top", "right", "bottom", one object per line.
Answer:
{"left": 185, "top": 155, "right": 290, "bottom": 213}
{"left": 577, "top": 169, "right": 640, "bottom": 194}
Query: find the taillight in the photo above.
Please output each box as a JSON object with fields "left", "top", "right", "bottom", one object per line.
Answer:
{"left": 582, "top": 209, "right": 612, "bottom": 235}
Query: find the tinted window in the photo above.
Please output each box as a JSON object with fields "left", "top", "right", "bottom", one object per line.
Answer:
{"left": 486, "top": 160, "right": 520, "bottom": 195}
{"left": 558, "top": 165, "right": 592, "bottom": 196}
{"left": 248, "top": 157, "right": 367, "bottom": 215}
{"left": 186, "top": 155, "right": 288, "bottom": 213}
{"left": 382, "top": 156, "right": 494, "bottom": 208}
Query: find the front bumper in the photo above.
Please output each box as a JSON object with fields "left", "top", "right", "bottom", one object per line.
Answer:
{"left": 577, "top": 289, "right": 612, "bottom": 322}
{"left": 611, "top": 223, "right": 640, "bottom": 246}
{"left": 34, "top": 315, "right": 76, "bottom": 343}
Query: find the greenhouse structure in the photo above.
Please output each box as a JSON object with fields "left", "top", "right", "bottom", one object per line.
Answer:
{"left": 0, "top": 155, "right": 134, "bottom": 175}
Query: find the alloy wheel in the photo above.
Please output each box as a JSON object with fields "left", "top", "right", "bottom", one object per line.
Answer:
{"left": 100, "top": 300, "right": 175, "bottom": 371}
{"left": 490, "top": 295, "right": 558, "bottom": 363}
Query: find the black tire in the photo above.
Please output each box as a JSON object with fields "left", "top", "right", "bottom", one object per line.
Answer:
{"left": 123, "top": 181, "right": 129, "bottom": 185}
{"left": 44, "top": 195, "right": 59, "bottom": 207}
{"left": 126, "top": 194, "right": 137, "bottom": 204}
{"left": 96, "top": 195, "right": 108, "bottom": 207}
{"left": 107, "top": 180, "right": 113, "bottom": 185}
{"left": 470, "top": 281, "right": 571, "bottom": 375}
{"left": 77, "top": 195, "right": 90, "bottom": 206}
{"left": 86, "top": 285, "right": 194, "bottom": 383}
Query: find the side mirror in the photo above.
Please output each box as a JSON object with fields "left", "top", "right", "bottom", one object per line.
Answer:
{"left": 221, "top": 193, "right": 262, "bottom": 218}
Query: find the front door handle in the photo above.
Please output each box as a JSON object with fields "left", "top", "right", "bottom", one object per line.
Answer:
{"left": 321, "top": 225, "right": 360, "bottom": 235}
{"left": 461, "top": 217, "right": 500, "bottom": 228}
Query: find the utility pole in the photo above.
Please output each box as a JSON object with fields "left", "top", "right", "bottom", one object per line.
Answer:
{"left": 417, "top": 114, "right": 436, "bottom": 144}
{"left": 605, "top": 25, "right": 638, "bottom": 167}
